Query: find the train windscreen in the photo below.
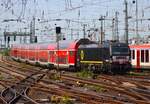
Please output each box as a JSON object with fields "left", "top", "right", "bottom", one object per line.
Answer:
{"left": 111, "top": 46, "right": 129, "bottom": 55}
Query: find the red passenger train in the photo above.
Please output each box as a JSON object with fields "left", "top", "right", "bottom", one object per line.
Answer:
{"left": 10, "top": 39, "right": 95, "bottom": 70}
{"left": 130, "top": 44, "right": 150, "bottom": 69}
{"left": 10, "top": 38, "right": 131, "bottom": 73}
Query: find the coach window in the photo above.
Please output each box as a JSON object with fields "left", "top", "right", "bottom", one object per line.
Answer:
{"left": 132, "top": 50, "right": 135, "bottom": 59}
{"left": 49, "top": 51, "right": 54, "bottom": 56}
{"left": 141, "top": 50, "right": 144, "bottom": 62}
{"left": 145, "top": 50, "right": 149, "bottom": 62}
{"left": 39, "top": 58, "right": 47, "bottom": 62}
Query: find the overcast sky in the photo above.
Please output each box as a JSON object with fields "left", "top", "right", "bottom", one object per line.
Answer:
{"left": 0, "top": 0, "right": 150, "bottom": 42}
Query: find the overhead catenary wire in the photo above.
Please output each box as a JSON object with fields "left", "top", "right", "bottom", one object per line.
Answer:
{"left": 0, "top": 0, "right": 149, "bottom": 43}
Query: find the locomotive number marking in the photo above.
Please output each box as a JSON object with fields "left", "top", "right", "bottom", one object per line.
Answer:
{"left": 80, "top": 50, "right": 84, "bottom": 60}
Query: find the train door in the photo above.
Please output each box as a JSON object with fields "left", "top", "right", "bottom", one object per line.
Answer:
{"left": 68, "top": 50, "right": 75, "bottom": 65}
{"left": 136, "top": 50, "right": 140, "bottom": 69}
{"left": 48, "top": 51, "right": 54, "bottom": 64}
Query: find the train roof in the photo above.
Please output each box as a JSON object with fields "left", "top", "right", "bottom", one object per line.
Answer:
{"left": 38, "top": 38, "right": 95, "bottom": 50}
{"left": 102, "top": 41, "right": 128, "bottom": 48}
{"left": 111, "top": 42, "right": 128, "bottom": 47}
{"left": 57, "top": 38, "right": 96, "bottom": 49}
{"left": 129, "top": 43, "right": 150, "bottom": 49}
{"left": 78, "top": 43, "right": 100, "bottom": 48}
{"left": 11, "top": 38, "right": 95, "bottom": 50}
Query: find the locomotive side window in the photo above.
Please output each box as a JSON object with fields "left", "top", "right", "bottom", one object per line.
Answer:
{"left": 145, "top": 50, "right": 149, "bottom": 62}
{"left": 141, "top": 50, "right": 144, "bottom": 62}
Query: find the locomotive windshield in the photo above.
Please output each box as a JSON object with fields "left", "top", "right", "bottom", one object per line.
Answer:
{"left": 111, "top": 46, "right": 129, "bottom": 55}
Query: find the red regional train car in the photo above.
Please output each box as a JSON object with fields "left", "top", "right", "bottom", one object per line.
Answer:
{"left": 129, "top": 44, "right": 150, "bottom": 69}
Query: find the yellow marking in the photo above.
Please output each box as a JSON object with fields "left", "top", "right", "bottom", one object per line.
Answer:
{"left": 80, "top": 61, "right": 103, "bottom": 64}
{"left": 80, "top": 50, "right": 84, "bottom": 60}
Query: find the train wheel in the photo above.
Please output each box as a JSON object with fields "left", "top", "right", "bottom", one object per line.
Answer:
{"left": 120, "top": 65, "right": 129, "bottom": 74}
{"left": 110, "top": 69, "right": 115, "bottom": 75}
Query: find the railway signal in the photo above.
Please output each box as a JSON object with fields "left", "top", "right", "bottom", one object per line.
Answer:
{"left": 56, "top": 27, "right": 61, "bottom": 34}
{"left": 56, "top": 26, "right": 61, "bottom": 77}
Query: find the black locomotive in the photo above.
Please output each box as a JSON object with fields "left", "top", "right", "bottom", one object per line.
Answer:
{"left": 76, "top": 41, "right": 131, "bottom": 74}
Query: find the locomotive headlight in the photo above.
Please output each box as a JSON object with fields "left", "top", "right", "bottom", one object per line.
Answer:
{"left": 113, "top": 56, "right": 116, "bottom": 60}
{"left": 109, "top": 60, "right": 112, "bottom": 63}
{"left": 126, "top": 56, "right": 130, "bottom": 60}
{"left": 129, "top": 58, "right": 131, "bottom": 62}
{"left": 105, "top": 59, "right": 109, "bottom": 62}
{"left": 128, "top": 60, "right": 131, "bottom": 63}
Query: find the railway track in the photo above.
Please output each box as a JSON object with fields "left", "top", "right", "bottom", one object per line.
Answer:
{"left": 40, "top": 78, "right": 125, "bottom": 104}
{"left": 1, "top": 56, "right": 43, "bottom": 74}
{"left": 1, "top": 69, "right": 48, "bottom": 104}
{"left": 0, "top": 57, "right": 49, "bottom": 104}
{"left": 0, "top": 59, "right": 122, "bottom": 103}
{"left": 0, "top": 57, "right": 124, "bottom": 103}
{"left": 60, "top": 74, "right": 150, "bottom": 104}
{"left": 0, "top": 56, "right": 150, "bottom": 103}
{"left": 97, "top": 74, "right": 150, "bottom": 89}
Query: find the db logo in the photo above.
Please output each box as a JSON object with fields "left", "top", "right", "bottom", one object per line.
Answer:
{"left": 80, "top": 50, "right": 84, "bottom": 60}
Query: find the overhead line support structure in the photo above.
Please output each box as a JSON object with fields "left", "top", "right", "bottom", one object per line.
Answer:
{"left": 124, "top": 0, "right": 129, "bottom": 44}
